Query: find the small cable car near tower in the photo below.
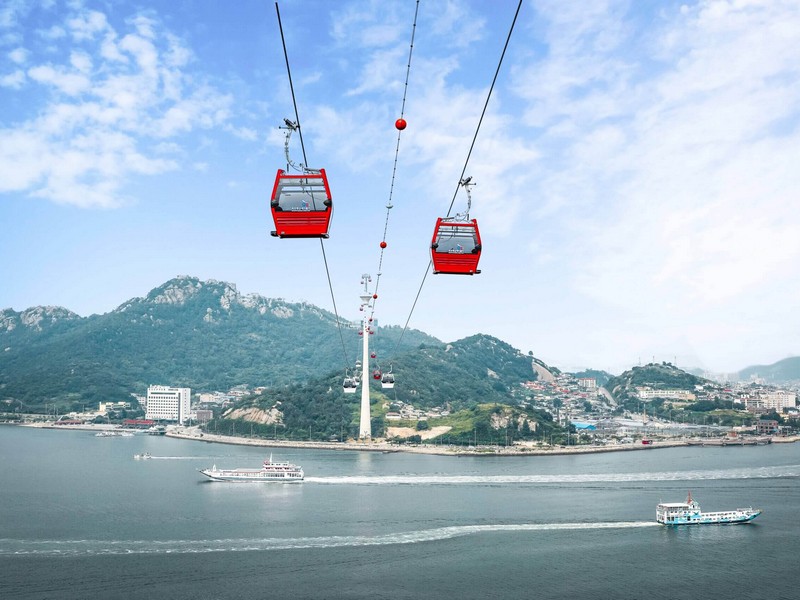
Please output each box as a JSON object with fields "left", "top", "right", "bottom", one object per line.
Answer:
{"left": 381, "top": 369, "right": 395, "bottom": 389}
{"left": 430, "top": 177, "right": 482, "bottom": 275}
{"left": 270, "top": 119, "right": 333, "bottom": 239}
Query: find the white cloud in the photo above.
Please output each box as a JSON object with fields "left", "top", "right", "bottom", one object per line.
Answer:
{"left": 496, "top": 0, "right": 800, "bottom": 369}
{"left": 346, "top": 46, "right": 406, "bottom": 97}
{"left": 66, "top": 10, "right": 108, "bottom": 42}
{"left": 0, "top": 0, "right": 27, "bottom": 29}
{"left": 331, "top": 0, "right": 406, "bottom": 48}
{"left": 224, "top": 124, "right": 258, "bottom": 141}
{"left": 99, "top": 31, "right": 127, "bottom": 63}
{"left": 426, "top": 0, "right": 485, "bottom": 48}
{"left": 0, "top": 69, "right": 25, "bottom": 88}
{"left": 1, "top": 5, "right": 241, "bottom": 208}
{"left": 8, "top": 46, "right": 27, "bottom": 63}
{"left": 28, "top": 64, "right": 91, "bottom": 95}
{"left": 69, "top": 50, "right": 92, "bottom": 73}
{"left": 38, "top": 25, "right": 66, "bottom": 40}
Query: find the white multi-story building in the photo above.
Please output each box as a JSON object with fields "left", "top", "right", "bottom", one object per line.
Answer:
{"left": 98, "top": 401, "right": 130, "bottom": 415}
{"left": 145, "top": 385, "right": 191, "bottom": 424}
{"left": 758, "top": 390, "right": 797, "bottom": 412}
{"left": 637, "top": 388, "right": 695, "bottom": 401}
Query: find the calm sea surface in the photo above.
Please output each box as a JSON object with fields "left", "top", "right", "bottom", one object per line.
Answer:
{"left": 1, "top": 425, "right": 798, "bottom": 600}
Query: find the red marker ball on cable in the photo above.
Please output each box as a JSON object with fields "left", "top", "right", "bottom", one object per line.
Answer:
{"left": 395, "top": 118, "right": 407, "bottom": 130}
{"left": 380, "top": 241, "right": 387, "bottom": 249}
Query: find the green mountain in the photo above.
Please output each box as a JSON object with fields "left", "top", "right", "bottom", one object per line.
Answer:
{"left": 605, "top": 362, "right": 712, "bottom": 404}
{"left": 0, "top": 276, "right": 437, "bottom": 412}
{"left": 215, "top": 335, "right": 548, "bottom": 441}
{"left": 737, "top": 357, "right": 800, "bottom": 384}
{"left": 569, "top": 369, "right": 613, "bottom": 386}
{"left": 385, "top": 335, "right": 539, "bottom": 410}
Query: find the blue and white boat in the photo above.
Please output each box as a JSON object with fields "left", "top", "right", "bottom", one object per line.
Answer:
{"left": 657, "top": 492, "right": 761, "bottom": 525}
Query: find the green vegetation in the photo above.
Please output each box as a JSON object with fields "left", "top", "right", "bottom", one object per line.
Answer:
{"left": 0, "top": 277, "right": 436, "bottom": 413}
{"left": 207, "top": 373, "right": 363, "bottom": 441}
{"left": 386, "top": 334, "right": 538, "bottom": 412}
{"left": 387, "top": 403, "right": 567, "bottom": 447}
{"left": 570, "top": 369, "right": 613, "bottom": 386}
{"left": 208, "top": 332, "right": 555, "bottom": 443}
{"left": 606, "top": 362, "right": 710, "bottom": 408}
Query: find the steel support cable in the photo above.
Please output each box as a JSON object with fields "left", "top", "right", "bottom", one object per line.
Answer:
{"left": 444, "top": 0, "right": 522, "bottom": 218}
{"left": 275, "top": 2, "right": 351, "bottom": 371}
{"left": 367, "top": 0, "right": 421, "bottom": 357}
{"left": 390, "top": 0, "right": 523, "bottom": 358}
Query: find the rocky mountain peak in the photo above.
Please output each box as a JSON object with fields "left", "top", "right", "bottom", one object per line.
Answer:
{"left": 0, "top": 306, "right": 80, "bottom": 332}
{"left": 146, "top": 276, "right": 205, "bottom": 306}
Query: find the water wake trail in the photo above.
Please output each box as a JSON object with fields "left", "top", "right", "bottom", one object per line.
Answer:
{"left": 0, "top": 522, "right": 658, "bottom": 556}
{"left": 305, "top": 464, "right": 800, "bottom": 485}
{"left": 145, "top": 456, "right": 209, "bottom": 460}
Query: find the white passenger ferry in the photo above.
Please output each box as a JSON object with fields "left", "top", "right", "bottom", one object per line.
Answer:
{"left": 657, "top": 492, "right": 761, "bottom": 525}
{"left": 198, "top": 455, "right": 304, "bottom": 482}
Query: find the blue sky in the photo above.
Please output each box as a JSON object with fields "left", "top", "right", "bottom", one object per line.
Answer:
{"left": 2, "top": 0, "right": 799, "bottom": 376}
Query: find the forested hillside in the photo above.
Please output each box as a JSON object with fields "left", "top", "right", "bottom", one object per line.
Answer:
{"left": 0, "top": 276, "right": 436, "bottom": 412}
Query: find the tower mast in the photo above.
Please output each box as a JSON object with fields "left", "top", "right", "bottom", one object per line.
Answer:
{"left": 358, "top": 274, "right": 373, "bottom": 439}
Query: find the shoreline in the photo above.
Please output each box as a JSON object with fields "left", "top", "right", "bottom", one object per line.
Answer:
{"left": 11, "top": 421, "right": 797, "bottom": 456}
{"left": 166, "top": 428, "right": 691, "bottom": 456}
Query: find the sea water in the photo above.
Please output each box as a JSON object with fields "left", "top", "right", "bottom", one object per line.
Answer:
{"left": 1, "top": 425, "right": 797, "bottom": 600}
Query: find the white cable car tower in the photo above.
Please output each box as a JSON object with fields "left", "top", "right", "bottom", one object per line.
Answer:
{"left": 358, "top": 274, "right": 373, "bottom": 439}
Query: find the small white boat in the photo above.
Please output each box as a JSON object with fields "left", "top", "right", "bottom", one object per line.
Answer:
{"left": 657, "top": 492, "right": 761, "bottom": 525}
{"left": 133, "top": 453, "right": 152, "bottom": 460}
{"left": 96, "top": 430, "right": 134, "bottom": 437}
{"left": 198, "top": 455, "right": 304, "bottom": 482}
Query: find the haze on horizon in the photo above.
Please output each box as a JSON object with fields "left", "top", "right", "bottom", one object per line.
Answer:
{"left": 2, "top": 0, "right": 799, "bottom": 376}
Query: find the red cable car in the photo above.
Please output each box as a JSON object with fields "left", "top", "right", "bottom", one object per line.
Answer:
{"left": 372, "top": 369, "right": 382, "bottom": 380}
{"left": 270, "top": 168, "right": 332, "bottom": 238}
{"left": 430, "top": 217, "right": 482, "bottom": 275}
{"left": 430, "top": 176, "right": 482, "bottom": 275}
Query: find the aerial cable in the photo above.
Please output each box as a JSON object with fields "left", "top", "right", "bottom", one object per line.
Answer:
{"left": 275, "top": 2, "right": 351, "bottom": 372}
{"left": 444, "top": 0, "right": 522, "bottom": 218}
{"left": 368, "top": 0, "right": 421, "bottom": 336}
{"left": 391, "top": 0, "right": 523, "bottom": 356}
{"left": 275, "top": 3, "right": 309, "bottom": 169}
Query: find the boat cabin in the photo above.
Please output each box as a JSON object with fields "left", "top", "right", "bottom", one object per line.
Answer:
{"left": 270, "top": 168, "right": 333, "bottom": 238}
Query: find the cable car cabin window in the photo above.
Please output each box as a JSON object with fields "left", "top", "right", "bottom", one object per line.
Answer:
{"left": 430, "top": 219, "right": 482, "bottom": 275}
{"left": 270, "top": 169, "right": 332, "bottom": 238}
{"left": 433, "top": 226, "right": 478, "bottom": 254}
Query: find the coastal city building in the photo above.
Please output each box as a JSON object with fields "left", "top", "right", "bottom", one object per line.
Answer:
{"left": 759, "top": 390, "right": 797, "bottom": 412}
{"left": 637, "top": 388, "right": 696, "bottom": 401}
{"left": 739, "top": 390, "right": 797, "bottom": 414}
{"left": 144, "top": 385, "right": 191, "bottom": 424}
{"left": 756, "top": 419, "right": 779, "bottom": 435}
{"left": 98, "top": 401, "right": 130, "bottom": 415}
{"left": 194, "top": 409, "right": 213, "bottom": 424}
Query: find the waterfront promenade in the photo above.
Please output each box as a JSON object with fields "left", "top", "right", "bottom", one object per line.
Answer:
{"left": 15, "top": 421, "right": 797, "bottom": 456}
